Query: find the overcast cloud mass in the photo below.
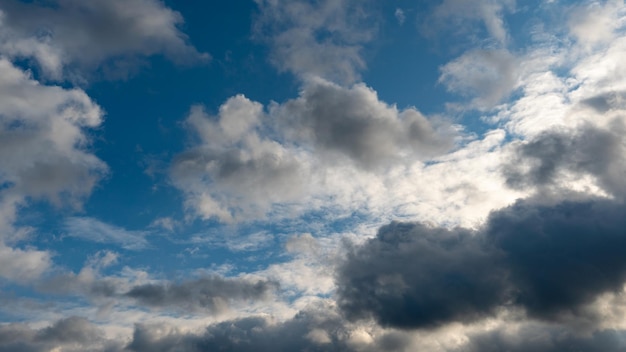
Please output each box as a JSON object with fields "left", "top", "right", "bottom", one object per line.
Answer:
{"left": 1, "top": 0, "right": 626, "bottom": 351}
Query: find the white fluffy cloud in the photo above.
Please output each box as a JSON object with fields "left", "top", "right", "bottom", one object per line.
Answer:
{"left": 0, "top": 58, "right": 106, "bottom": 249}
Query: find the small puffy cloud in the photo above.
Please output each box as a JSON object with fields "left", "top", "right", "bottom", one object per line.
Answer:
{"left": 64, "top": 217, "right": 151, "bottom": 250}
{"left": 253, "top": 0, "right": 375, "bottom": 83}
{"left": 0, "top": 244, "right": 51, "bottom": 282}
{"left": 170, "top": 95, "right": 308, "bottom": 222}
{"left": 337, "top": 198, "right": 626, "bottom": 328}
{"left": 439, "top": 49, "right": 519, "bottom": 109}
{"left": 395, "top": 8, "right": 406, "bottom": 25}
{"left": 0, "top": 0, "right": 208, "bottom": 81}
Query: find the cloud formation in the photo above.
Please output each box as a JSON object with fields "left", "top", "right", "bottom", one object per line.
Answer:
{"left": 253, "top": 0, "right": 375, "bottom": 83}
{"left": 125, "top": 276, "right": 278, "bottom": 314}
{"left": 171, "top": 78, "right": 453, "bottom": 222}
{"left": 504, "top": 120, "right": 626, "bottom": 199}
{"left": 0, "top": 0, "right": 208, "bottom": 81}
{"left": 337, "top": 198, "right": 626, "bottom": 328}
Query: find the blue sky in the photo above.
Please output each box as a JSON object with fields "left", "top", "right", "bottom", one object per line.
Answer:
{"left": 2, "top": 0, "right": 626, "bottom": 351}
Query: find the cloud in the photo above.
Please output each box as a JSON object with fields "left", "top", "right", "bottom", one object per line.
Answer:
{"left": 0, "top": 59, "right": 106, "bottom": 207}
{"left": 439, "top": 49, "right": 519, "bottom": 109}
{"left": 424, "top": 0, "right": 515, "bottom": 44}
{"left": 171, "top": 79, "right": 454, "bottom": 223}
{"left": 454, "top": 324, "right": 626, "bottom": 352}
{"left": 568, "top": 0, "right": 625, "bottom": 49}
{"left": 395, "top": 8, "right": 406, "bottom": 25}
{"left": 0, "top": 244, "right": 51, "bottom": 282}
{"left": 0, "top": 0, "right": 208, "bottom": 81}
{"left": 126, "top": 302, "right": 354, "bottom": 352}
{"left": 0, "top": 316, "right": 123, "bottom": 352}
{"left": 275, "top": 78, "right": 453, "bottom": 169}
{"left": 170, "top": 95, "right": 308, "bottom": 222}
{"left": 64, "top": 217, "right": 151, "bottom": 250}
{"left": 337, "top": 222, "right": 508, "bottom": 329}
{"left": 503, "top": 121, "right": 626, "bottom": 199}
{"left": 337, "top": 198, "right": 626, "bottom": 328}
{"left": 253, "top": 0, "right": 376, "bottom": 83}
{"left": 125, "top": 276, "right": 278, "bottom": 314}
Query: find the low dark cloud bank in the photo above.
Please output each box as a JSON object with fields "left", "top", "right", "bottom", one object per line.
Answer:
{"left": 125, "top": 275, "right": 278, "bottom": 313}
{"left": 337, "top": 198, "right": 626, "bottom": 328}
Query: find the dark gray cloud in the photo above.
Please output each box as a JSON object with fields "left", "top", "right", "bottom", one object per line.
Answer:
{"left": 127, "top": 304, "right": 353, "bottom": 352}
{"left": 0, "top": 317, "right": 122, "bottom": 352}
{"left": 0, "top": 0, "right": 207, "bottom": 81}
{"left": 503, "top": 121, "right": 626, "bottom": 198}
{"left": 337, "top": 198, "right": 626, "bottom": 328}
{"left": 37, "top": 271, "right": 277, "bottom": 315}
{"left": 277, "top": 78, "right": 453, "bottom": 169}
{"left": 125, "top": 276, "right": 278, "bottom": 313}
{"left": 337, "top": 222, "right": 509, "bottom": 329}
{"left": 454, "top": 325, "right": 626, "bottom": 352}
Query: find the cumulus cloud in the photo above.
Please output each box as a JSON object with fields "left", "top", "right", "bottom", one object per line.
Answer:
{"left": 170, "top": 95, "right": 308, "bottom": 222}
{"left": 0, "top": 0, "right": 208, "bottom": 81}
{"left": 0, "top": 244, "right": 51, "bottom": 282}
{"left": 275, "top": 78, "right": 453, "bottom": 169}
{"left": 0, "top": 59, "right": 106, "bottom": 207}
{"left": 171, "top": 79, "right": 454, "bottom": 223}
{"left": 503, "top": 121, "right": 626, "bottom": 198}
{"left": 337, "top": 198, "right": 626, "bottom": 328}
{"left": 253, "top": 0, "right": 375, "bottom": 83}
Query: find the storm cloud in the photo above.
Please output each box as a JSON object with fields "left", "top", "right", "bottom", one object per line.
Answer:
{"left": 337, "top": 198, "right": 626, "bottom": 328}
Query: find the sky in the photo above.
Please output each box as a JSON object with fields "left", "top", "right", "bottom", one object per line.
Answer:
{"left": 1, "top": 0, "right": 626, "bottom": 351}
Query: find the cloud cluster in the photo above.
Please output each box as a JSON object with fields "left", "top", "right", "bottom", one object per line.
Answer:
{"left": 337, "top": 198, "right": 626, "bottom": 329}
{"left": 171, "top": 78, "right": 453, "bottom": 222}
{"left": 0, "top": 317, "right": 123, "bottom": 352}
{"left": 504, "top": 121, "right": 626, "bottom": 199}
{"left": 0, "top": 0, "right": 207, "bottom": 81}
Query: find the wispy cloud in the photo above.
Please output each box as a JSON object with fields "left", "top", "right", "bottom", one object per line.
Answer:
{"left": 64, "top": 217, "right": 151, "bottom": 250}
